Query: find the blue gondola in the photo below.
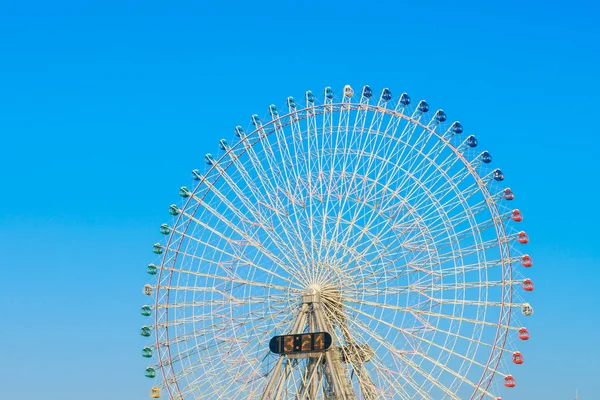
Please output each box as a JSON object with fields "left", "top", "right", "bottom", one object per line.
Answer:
{"left": 381, "top": 88, "right": 392, "bottom": 102}
{"left": 362, "top": 85, "right": 373, "bottom": 99}
{"left": 306, "top": 90, "right": 315, "bottom": 103}
{"left": 219, "top": 139, "right": 229, "bottom": 151}
{"left": 251, "top": 114, "right": 261, "bottom": 127}
{"left": 399, "top": 92, "right": 411, "bottom": 106}
{"left": 451, "top": 121, "right": 463, "bottom": 134}
{"left": 269, "top": 104, "right": 279, "bottom": 117}
{"left": 417, "top": 100, "right": 429, "bottom": 113}
{"left": 434, "top": 110, "right": 447, "bottom": 122}
{"left": 493, "top": 169, "right": 504, "bottom": 181}
{"left": 287, "top": 96, "right": 296, "bottom": 109}
{"left": 235, "top": 126, "right": 245, "bottom": 137}
{"left": 325, "top": 86, "right": 334, "bottom": 100}
{"left": 466, "top": 135, "right": 478, "bottom": 148}
{"left": 481, "top": 151, "right": 492, "bottom": 164}
{"left": 205, "top": 154, "right": 215, "bottom": 165}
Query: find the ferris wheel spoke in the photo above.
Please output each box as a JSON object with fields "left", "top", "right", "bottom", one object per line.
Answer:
{"left": 188, "top": 346, "right": 267, "bottom": 397}
{"left": 247, "top": 130, "right": 319, "bottom": 280}
{"left": 155, "top": 294, "right": 291, "bottom": 312}
{"left": 406, "top": 134, "right": 457, "bottom": 188}
{"left": 421, "top": 294, "right": 522, "bottom": 311}
{"left": 425, "top": 199, "right": 498, "bottom": 240}
{"left": 311, "top": 95, "right": 342, "bottom": 278}
{"left": 157, "top": 266, "right": 292, "bottom": 293}
{"left": 426, "top": 213, "right": 507, "bottom": 248}
{"left": 409, "top": 345, "right": 501, "bottom": 399}
{"left": 340, "top": 220, "right": 446, "bottom": 286}
{"left": 156, "top": 294, "right": 295, "bottom": 342}
{"left": 163, "top": 308, "right": 296, "bottom": 390}
{"left": 342, "top": 242, "right": 506, "bottom": 290}
{"left": 343, "top": 300, "right": 515, "bottom": 332}
{"left": 330, "top": 147, "right": 463, "bottom": 270}
{"left": 341, "top": 114, "right": 422, "bottom": 243}
{"left": 368, "top": 356, "right": 420, "bottom": 400}
{"left": 392, "top": 130, "right": 442, "bottom": 198}
{"left": 313, "top": 107, "right": 371, "bottom": 279}
{"left": 222, "top": 144, "right": 274, "bottom": 207}
{"left": 433, "top": 237, "right": 513, "bottom": 266}
{"left": 235, "top": 132, "right": 286, "bottom": 211}
{"left": 343, "top": 279, "right": 520, "bottom": 298}
{"left": 319, "top": 101, "right": 390, "bottom": 267}
{"left": 344, "top": 304, "right": 500, "bottom": 399}
{"left": 391, "top": 121, "right": 467, "bottom": 204}
{"left": 407, "top": 173, "right": 492, "bottom": 231}
{"left": 303, "top": 94, "right": 322, "bottom": 274}
{"left": 176, "top": 205, "right": 305, "bottom": 287}
{"left": 206, "top": 162, "right": 314, "bottom": 284}
{"left": 270, "top": 118, "right": 321, "bottom": 283}
{"left": 346, "top": 315, "right": 450, "bottom": 399}
{"left": 188, "top": 180, "right": 312, "bottom": 285}
{"left": 164, "top": 241, "right": 297, "bottom": 288}
{"left": 395, "top": 170, "right": 474, "bottom": 238}
{"left": 397, "top": 125, "right": 466, "bottom": 203}
{"left": 394, "top": 154, "right": 482, "bottom": 220}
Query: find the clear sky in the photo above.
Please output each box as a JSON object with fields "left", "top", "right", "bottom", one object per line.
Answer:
{"left": 1, "top": 1, "right": 598, "bottom": 399}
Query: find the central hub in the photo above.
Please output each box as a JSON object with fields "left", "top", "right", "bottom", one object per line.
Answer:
{"left": 302, "top": 284, "right": 322, "bottom": 304}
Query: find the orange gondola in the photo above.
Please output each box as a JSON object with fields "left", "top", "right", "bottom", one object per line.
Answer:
{"left": 518, "top": 327, "right": 530, "bottom": 340}
{"left": 511, "top": 209, "right": 523, "bottom": 222}
{"left": 517, "top": 231, "right": 529, "bottom": 244}
{"left": 521, "top": 254, "right": 533, "bottom": 267}
{"left": 523, "top": 278, "right": 534, "bottom": 292}
{"left": 513, "top": 351, "right": 524, "bottom": 365}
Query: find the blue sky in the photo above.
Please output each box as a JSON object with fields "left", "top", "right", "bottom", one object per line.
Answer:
{"left": 1, "top": 1, "right": 598, "bottom": 398}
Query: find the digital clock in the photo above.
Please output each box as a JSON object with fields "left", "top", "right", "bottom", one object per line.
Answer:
{"left": 269, "top": 332, "right": 332, "bottom": 355}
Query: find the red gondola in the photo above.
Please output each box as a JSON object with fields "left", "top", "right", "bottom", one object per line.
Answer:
{"left": 513, "top": 351, "right": 524, "bottom": 365}
{"left": 523, "top": 278, "right": 534, "bottom": 292}
{"left": 518, "top": 327, "right": 530, "bottom": 340}
{"left": 511, "top": 209, "right": 523, "bottom": 222}
{"left": 517, "top": 231, "right": 529, "bottom": 244}
{"left": 504, "top": 375, "right": 516, "bottom": 388}
{"left": 521, "top": 254, "right": 533, "bottom": 267}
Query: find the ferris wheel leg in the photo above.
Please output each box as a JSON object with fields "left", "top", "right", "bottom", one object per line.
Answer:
{"left": 312, "top": 301, "right": 355, "bottom": 400}
{"left": 261, "top": 304, "right": 309, "bottom": 400}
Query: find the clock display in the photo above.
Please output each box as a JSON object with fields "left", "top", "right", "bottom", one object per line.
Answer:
{"left": 269, "top": 332, "right": 332, "bottom": 355}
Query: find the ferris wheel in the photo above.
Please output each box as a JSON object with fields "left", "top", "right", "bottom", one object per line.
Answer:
{"left": 140, "top": 84, "right": 535, "bottom": 399}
